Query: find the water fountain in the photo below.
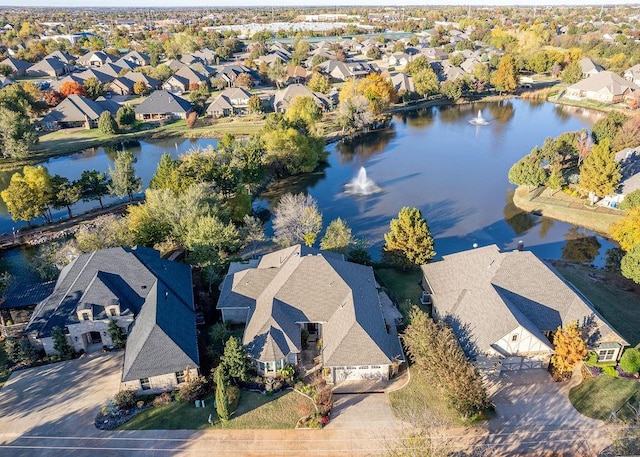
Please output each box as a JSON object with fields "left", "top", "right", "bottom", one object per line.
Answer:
{"left": 345, "top": 166, "right": 381, "bottom": 195}
{"left": 469, "top": 109, "right": 489, "bottom": 125}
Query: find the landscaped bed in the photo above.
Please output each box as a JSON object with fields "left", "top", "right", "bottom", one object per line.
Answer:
{"left": 569, "top": 375, "right": 640, "bottom": 421}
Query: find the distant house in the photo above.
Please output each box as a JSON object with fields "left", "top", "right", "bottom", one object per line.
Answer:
{"left": 579, "top": 57, "right": 604, "bottom": 79}
{"left": 272, "top": 83, "right": 331, "bottom": 113}
{"left": 0, "top": 57, "right": 31, "bottom": 76}
{"left": 623, "top": 64, "right": 640, "bottom": 85}
{"left": 25, "top": 57, "right": 69, "bottom": 77}
{"left": 109, "top": 72, "right": 160, "bottom": 96}
{"left": 217, "top": 245, "right": 404, "bottom": 384}
{"left": 121, "top": 50, "right": 150, "bottom": 67}
{"left": 391, "top": 72, "right": 415, "bottom": 93}
{"left": 76, "top": 68, "right": 117, "bottom": 84}
{"left": 565, "top": 71, "right": 639, "bottom": 104}
{"left": 134, "top": 89, "right": 192, "bottom": 121}
{"left": 421, "top": 245, "right": 628, "bottom": 372}
{"left": 206, "top": 87, "right": 252, "bottom": 117}
{"left": 25, "top": 246, "right": 199, "bottom": 394}
{"left": 599, "top": 148, "right": 640, "bottom": 208}
{"left": 387, "top": 52, "right": 411, "bottom": 67}
{"left": 77, "top": 50, "right": 113, "bottom": 68}
{"left": 0, "top": 76, "right": 14, "bottom": 89}
{"left": 39, "top": 94, "right": 120, "bottom": 130}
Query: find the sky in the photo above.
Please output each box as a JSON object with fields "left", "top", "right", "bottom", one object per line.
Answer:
{"left": 0, "top": 0, "right": 636, "bottom": 7}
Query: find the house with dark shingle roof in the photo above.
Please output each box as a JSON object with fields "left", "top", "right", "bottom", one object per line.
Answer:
{"left": 25, "top": 246, "right": 199, "bottom": 393}
{"left": 217, "top": 245, "right": 404, "bottom": 385}
{"left": 134, "top": 89, "right": 192, "bottom": 121}
{"left": 39, "top": 94, "right": 119, "bottom": 130}
{"left": 0, "top": 281, "right": 55, "bottom": 338}
{"left": 421, "top": 245, "right": 628, "bottom": 372}
{"left": 0, "top": 57, "right": 31, "bottom": 76}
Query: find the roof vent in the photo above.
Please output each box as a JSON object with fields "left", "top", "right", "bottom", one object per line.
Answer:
{"left": 488, "top": 260, "right": 495, "bottom": 268}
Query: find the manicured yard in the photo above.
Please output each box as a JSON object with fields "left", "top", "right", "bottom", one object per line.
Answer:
{"left": 554, "top": 263, "right": 640, "bottom": 347}
{"left": 569, "top": 375, "right": 640, "bottom": 421}
{"left": 374, "top": 267, "right": 426, "bottom": 321}
{"left": 120, "top": 389, "right": 312, "bottom": 430}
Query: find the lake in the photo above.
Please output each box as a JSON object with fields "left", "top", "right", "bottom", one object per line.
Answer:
{"left": 0, "top": 99, "right": 616, "bottom": 280}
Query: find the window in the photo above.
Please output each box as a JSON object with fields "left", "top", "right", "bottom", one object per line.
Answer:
{"left": 109, "top": 308, "right": 116, "bottom": 316}
{"left": 82, "top": 312, "right": 89, "bottom": 321}
{"left": 598, "top": 349, "right": 616, "bottom": 361}
{"left": 511, "top": 334, "right": 518, "bottom": 342}
{"left": 176, "top": 371, "right": 186, "bottom": 384}
{"left": 371, "top": 366, "right": 381, "bottom": 369}
{"left": 140, "top": 377, "right": 151, "bottom": 390}
{"left": 358, "top": 366, "right": 369, "bottom": 370}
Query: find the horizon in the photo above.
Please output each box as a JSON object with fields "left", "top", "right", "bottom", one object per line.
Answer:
{"left": 0, "top": 0, "right": 635, "bottom": 8}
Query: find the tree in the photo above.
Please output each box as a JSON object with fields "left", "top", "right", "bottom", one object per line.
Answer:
{"left": 1, "top": 166, "right": 51, "bottom": 225}
{"left": 273, "top": 193, "right": 323, "bottom": 247}
{"left": 611, "top": 208, "right": 640, "bottom": 252}
{"left": 133, "top": 80, "right": 149, "bottom": 96}
{"left": 440, "top": 79, "right": 464, "bottom": 101}
{"left": 83, "top": 77, "right": 104, "bottom": 99}
{"left": 491, "top": 54, "right": 518, "bottom": 93}
{"left": 186, "top": 111, "right": 198, "bottom": 129}
{"left": 50, "top": 175, "right": 81, "bottom": 218}
{"left": 261, "top": 120, "right": 326, "bottom": 177}
{"left": 620, "top": 190, "right": 640, "bottom": 211}
{"left": 51, "top": 326, "right": 74, "bottom": 359}
{"left": 240, "top": 215, "right": 265, "bottom": 258}
{"left": 0, "top": 106, "right": 37, "bottom": 159}
{"left": 366, "top": 46, "right": 381, "bottom": 60}
{"left": 267, "top": 59, "right": 287, "bottom": 89}
{"left": 413, "top": 68, "right": 440, "bottom": 97}
{"left": 307, "top": 72, "right": 330, "bottom": 94}
{"left": 5, "top": 337, "right": 38, "bottom": 364}
{"left": 108, "top": 319, "right": 126, "bottom": 349}
{"left": 59, "top": 80, "right": 87, "bottom": 97}
{"left": 43, "top": 90, "right": 64, "bottom": 107}
{"left": 78, "top": 170, "right": 111, "bottom": 208}
{"left": 0, "top": 64, "right": 13, "bottom": 76}
{"left": 619, "top": 348, "right": 640, "bottom": 374}
{"left": 357, "top": 73, "right": 397, "bottom": 114}
{"left": 338, "top": 95, "right": 375, "bottom": 133}
{"left": 383, "top": 207, "right": 435, "bottom": 270}
{"left": 108, "top": 150, "right": 142, "bottom": 201}
{"left": 613, "top": 117, "right": 640, "bottom": 152}
{"left": 621, "top": 244, "right": 640, "bottom": 284}
{"left": 234, "top": 73, "right": 252, "bottom": 88}
{"left": 149, "top": 153, "right": 180, "bottom": 193}
{"left": 320, "top": 217, "right": 354, "bottom": 253}
{"left": 285, "top": 95, "right": 322, "bottom": 130}
{"left": 404, "top": 55, "right": 431, "bottom": 76}
{"left": 247, "top": 95, "right": 262, "bottom": 114}
{"left": 546, "top": 162, "right": 565, "bottom": 194}
{"left": 579, "top": 138, "right": 621, "bottom": 199}
{"left": 508, "top": 154, "right": 547, "bottom": 191}
{"left": 551, "top": 321, "right": 587, "bottom": 374}
{"left": 98, "top": 111, "right": 118, "bottom": 135}
{"left": 561, "top": 61, "right": 583, "bottom": 84}
{"left": 115, "top": 105, "right": 135, "bottom": 128}
{"left": 183, "top": 215, "right": 241, "bottom": 268}
{"left": 592, "top": 112, "right": 628, "bottom": 145}
{"left": 215, "top": 366, "right": 229, "bottom": 421}
{"left": 576, "top": 130, "right": 592, "bottom": 166}
{"left": 220, "top": 336, "right": 251, "bottom": 385}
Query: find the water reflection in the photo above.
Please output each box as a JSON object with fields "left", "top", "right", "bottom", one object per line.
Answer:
{"left": 561, "top": 226, "right": 602, "bottom": 265}
{"left": 503, "top": 188, "right": 536, "bottom": 235}
{"left": 335, "top": 128, "right": 396, "bottom": 163}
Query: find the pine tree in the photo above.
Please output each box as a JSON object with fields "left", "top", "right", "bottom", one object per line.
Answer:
{"left": 579, "top": 138, "right": 621, "bottom": 199}
{"left": 383, "top": 207, "right": 435, "bottom": 269}
{"left": 98, "top": 111, "right": 118, "bottom": 134}
{"left": 320, "top": 218, "right": 354, "bottom": 253}
{"left": 220, "top": 336, "right": 250, "bottom": 385}
{"left": 546, "top": 162, "right": 565, "bottom": 194}
{"left": 621, "top": 244, "right": 640, "bottom": 285}
{"left": 215, "top": 367, "right": 229, "bottom": 421}
{"left": 108, "top": 150, "right": 142, "bottom": 201}
{"left": 52, "top": 326, "right": 74, "bottom": 359}
{"left": 551, "top": 321, "right": 587, "bottom": 374}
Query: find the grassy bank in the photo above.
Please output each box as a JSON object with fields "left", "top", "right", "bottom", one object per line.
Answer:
{"left": 569, "top": 375, "right": 640, "bottom": 421}
{"left": 512, "top": 186, "right": 622, "bottom": 236}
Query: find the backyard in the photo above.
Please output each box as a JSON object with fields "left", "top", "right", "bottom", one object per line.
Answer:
{"left": 569, "top": 375, "right": 640, "bottom": 421}
{"left": 553, "top": 262, "right": 640, "bottom": 347}
{"left": 374, "top": 267, "right": 425, "bottom": 322}
{"left": 119, "top": 389, "right": 314, "bottom": 430}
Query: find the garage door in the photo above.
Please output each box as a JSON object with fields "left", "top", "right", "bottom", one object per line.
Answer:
{"left": 333, "top": 366, "right": 385, "bottom": 382}
{"left": 502, "top": 356, "right": 545, "bottom": 371}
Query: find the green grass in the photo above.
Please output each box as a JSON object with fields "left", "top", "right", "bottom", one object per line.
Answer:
{"left": 119, "top": 390, "right": 311, "bottom": 430}
{"left": 554, "top": 264, "right": 640, "bottom": 347}
{"left": 374, "top": 267, "right": 426, "bottom": 321}
{"left": 569, "top": 375, "right": 640, "bottom": 421}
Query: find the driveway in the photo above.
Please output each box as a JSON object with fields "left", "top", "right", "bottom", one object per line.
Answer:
{"left": 485, "top": 369, "right": 611, "bottom": 456}
{"left": 0, "top": 351, "right": 123, "bottom": 438}
{"left": 325, "top": 393, "right": 402, "bottom": 430}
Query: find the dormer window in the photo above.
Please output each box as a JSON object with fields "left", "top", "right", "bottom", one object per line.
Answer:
{"left": 109, "top": 308, "right": 117, "bottom": 317}
{"left": 82, "top": 312, "right": 90, "bottom": 321}
{"left": 511, "top": 334, "right": 518, "bottom": 342}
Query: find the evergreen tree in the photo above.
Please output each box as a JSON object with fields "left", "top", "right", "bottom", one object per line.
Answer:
{"left": 508, "top": 154, "right": 547, "bottom": 191}
{"left": 215, "top": 367, "right": 229, "bottom": 421}
{"left": 383, "top": 207, "right": 435, "bottom": 269}
{"left": 108, "top": 150, "right": 142, "bottom": 201}
{"left": 108, "top": 319, "right": 126, "bottom": 349}
{"left": 621, "top": 244, "right": 640, "bottom": 285}
{"left": 115, "top": 105, "right": 135, "bottom": 128}
{"left": 78, "top": 170, "right": 111, "bottom": 208}
{"left": 52, "top": 326, "right": 74, "bottom": 359}
{"left": 220, "top": 336, "right": 251, "bottom": 385}
{"left": 551, "top": 321, "right": 587, "bottom": 374}
{"left": 546, "top": 162, "right": 565, "bottom": 194}
{"left": 98, "top": 111, "right": 118, "bottom": 135}
{"left": 320, "top": 218, "right": 354, "bottom": 253}
{"left": 149, "top": 153, "right": 180, "bottom": 193}
{"left": 579, "top": 138, "right": 621, "bottom": 199}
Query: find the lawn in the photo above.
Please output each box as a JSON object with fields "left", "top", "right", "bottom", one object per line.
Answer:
{"left": 374, "top": 267, "right": 426, "bottom": 321}
{"left": 119, "top": 389, "right": 311, "bottom": 430}
{"left": 569, "top": 375, "right": 640, "bottom": 421}
{"left": 554, "top": 263, "right": 640, "bottom": 347}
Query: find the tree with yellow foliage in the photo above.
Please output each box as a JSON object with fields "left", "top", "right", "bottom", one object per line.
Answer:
{"left": 611, "top": 207, "right": 640, "bottom": 252}
{"left": 338, "top": 74, "right": 397, "bottom": 116}
{"left": 551, "top": 321, "right": 587, "bottom": 374}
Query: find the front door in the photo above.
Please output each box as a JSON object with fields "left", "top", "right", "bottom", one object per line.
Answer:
{"left": 89, "top": 331, "right": 102, "bottom": 344}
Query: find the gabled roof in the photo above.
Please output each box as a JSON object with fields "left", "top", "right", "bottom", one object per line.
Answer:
{"left": 391, "top": 73, "right": 414, "bottom": 93}
{"left": 28, "top": 57, "right": 67, "bottom": 74}
{"left": 580, "top": 56, "right": 604, "bottom": 75}
{"left": 421, "top": 245, "right": 628, "bottom": 355}
{"left": 1, "top": 281, "right": 56, "bottom": 310}
{"left": 40, "top": 94, "right": 109, "bottom": 123}
{"left": 77, "top": 68, "right": 116, "bottom": 84}
{"left": 218, "top": 245, "right": 404, "bottom": 366}
{"left": 134, "top": 90, "right": 192, "bottom": 115}
{"left": 272, "top": 84, "right": 329, "bottom": 111}
{"left": 0, "top": 57, "right": 31, "bottom": 73}
{"left": 568, "top": 70, "right": 639, "bottom": 96}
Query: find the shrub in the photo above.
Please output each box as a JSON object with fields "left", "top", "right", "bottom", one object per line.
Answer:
{"left": 584, "top": 351, "right": 598, "bottom": 367}
{"left": 175, "top": 375, "right": 208, "bottom": 402}
{"left": 153, "top": 392, "right": 173, "bottom": 407}
{"left": 227, "top": 385, "right": 241, "bottom": 412}
{"left": 98, "top": 111, "right": 118, "bottom": 135}
{"left": 619, "top": 348, "right": 640, "bottom": 374}
{"left": 620, "top": 190, "right": 640, "bottom": 211}
{"left": 603, "top": 366, "right": 618, "bottom": 377}
{"left": 113, "top": 390, "right": 137, "bottom": 410}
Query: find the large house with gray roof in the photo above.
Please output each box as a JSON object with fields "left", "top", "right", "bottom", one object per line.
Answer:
{"left": 422, "top": 245, "right": 628, "bottom": 372}
{"left": 25, "top": 246, "right": 199, "bottom": 393}
{"left": 217, "top": 245, "right": 404, "bottom": 384}
{"left": 565, "top": 71, "right": 639, "bottom": 105}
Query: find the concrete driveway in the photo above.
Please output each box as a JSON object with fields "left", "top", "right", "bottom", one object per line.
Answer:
{"left": 0, "top": 351, "right": 123, "bottom": 438}
{"left": 325, "top": 393, "right": 402, "bottom": 430}
{"left": 485, "top": 369, "right": 611, "bottom": 456}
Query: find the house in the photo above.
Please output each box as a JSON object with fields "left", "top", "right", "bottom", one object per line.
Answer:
{"left": 272, "top": 83, "right": 331, "bottom": 113}
{"left": 77, "top": 50, "right": 113, "bottom": 68}
{"left": 387, "top": 52, "right": 411, "bottom": 67}
{"left": 216, "top": 245, "right": 404, "bottom": 384}
{"left": 25, "top": 57, "right": 69, "bottom": 77}
{"left": 391, "top": 73, "right": 415, "bottom": 94}
{"left": 580, "top": 57, "right": 604, "bottom": 78}
{"left": 623, "top": 64, "right": 640, "bottom": 85}
{"left": 134, "top": 89, "right": 192, "bottom": 121}
{"left": 206, "top": 87, "right": 252, "bottom": 117}
{"left": 0, "top": 57, "right": 31, "bottom": 76}
{"left": 76, "top": 68, "right": 117, "bottom": 85}
{"left": 599, "top": 148, "right": 640, "bottom": 208}
{"left": 421, "top": 245, "right": 628, "bottom": 372}
{"left": 317, "top": 60, "right": 380, "bottom": 81}
{"left": 121, "top": 50, "right": 150, "bottom": 67}
{"left": 565, "top": 71, "right": 639, "bottom": 104}
{"left": 0, "top": 281, "right": 55, "bottom": 338}
{"left": 109, "top": 72, "right": 160, "bottom": 96}
{"left": 39, "top": 94, "right": 120, "bottom": 130}
{"left": 25, "top": 246, "right": 199, "bottom": 393}
{"left": 0, "top": 76, "right": 14, "bottom": 89}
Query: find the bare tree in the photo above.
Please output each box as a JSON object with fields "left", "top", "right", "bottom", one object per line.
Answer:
{"left": 272, "top": 193, "right": 322, "bottom": 247}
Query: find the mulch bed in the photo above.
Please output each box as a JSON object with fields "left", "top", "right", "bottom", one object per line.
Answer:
{"left": 95, "top": 405, "right": 152, "bottom": 430}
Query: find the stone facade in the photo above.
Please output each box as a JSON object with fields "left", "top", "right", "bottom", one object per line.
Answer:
{"left": 121, "top": 367, "right": 199, "bottom": 394}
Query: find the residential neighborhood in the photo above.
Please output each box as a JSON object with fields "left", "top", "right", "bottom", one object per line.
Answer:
{"left": 0, "top": 3, "right": 639, "bottom": 457}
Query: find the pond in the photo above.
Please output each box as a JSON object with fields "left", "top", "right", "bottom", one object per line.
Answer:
{"left": 0, "top": 98, "right": 617, "bottom": 281}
